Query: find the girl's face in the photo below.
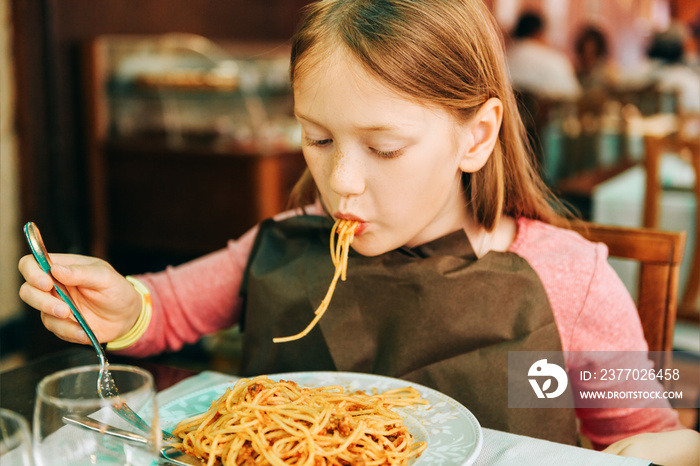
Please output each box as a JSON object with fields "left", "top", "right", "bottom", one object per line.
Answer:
{"left": 294, "top": 51, "right": 474, "bottom": 257}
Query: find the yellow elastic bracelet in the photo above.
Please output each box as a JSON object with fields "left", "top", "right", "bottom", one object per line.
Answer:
{"left": 106, "top": 276, "right": 152, "bottom": 351}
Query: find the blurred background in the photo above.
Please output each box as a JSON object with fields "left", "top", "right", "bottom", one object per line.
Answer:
{"left": 0, "top": 0, "right": 698, "bottom": 377}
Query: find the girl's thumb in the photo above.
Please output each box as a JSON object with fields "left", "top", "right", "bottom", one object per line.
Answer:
{"left": 50, "top": 264, "right": 72, "bottom": 281}
{"left": 51, "top": 262, "right": 111, "bottom": 290}
{"left": 50, "top": 264, "right": 87, "bottom": 287}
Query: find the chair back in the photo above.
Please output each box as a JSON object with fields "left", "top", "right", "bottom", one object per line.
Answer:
{"left": 642, "top": 114, "right": 700, "bottom": 322}
{"left": 571, "top": 222, "right": 686, "bottom": 370}
{"left": 611, "top": 83, "right": 679, "bottom": 116}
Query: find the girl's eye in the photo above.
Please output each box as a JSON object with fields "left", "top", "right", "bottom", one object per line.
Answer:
{"left": 372, "top": 148, "right": 404, "bottom": 159}
{"left": 304, "top": 137, "right": 333, "bottom": 147}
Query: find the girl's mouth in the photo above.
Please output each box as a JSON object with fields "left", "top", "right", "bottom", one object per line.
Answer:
{"left": 333, "top": 213, "right": 368, "bottom": 235}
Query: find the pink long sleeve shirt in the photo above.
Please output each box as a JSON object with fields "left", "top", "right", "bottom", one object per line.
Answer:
{"left": 115, "top": 214, "right": 682, "bottom": 447}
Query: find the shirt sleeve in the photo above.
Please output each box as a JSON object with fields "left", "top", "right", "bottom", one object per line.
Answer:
{"left": 112, "top": 225, "right": 259, "bottom": 357}
{"left": 568, "top": 241, "right": 682, "bottom": 449}
{"left": 110, "top": 204, "right": 322, "bottom": 357}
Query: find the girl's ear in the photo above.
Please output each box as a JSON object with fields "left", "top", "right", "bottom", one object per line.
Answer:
{"left": 458, "top": 98, "right": 503, "bottom": 173}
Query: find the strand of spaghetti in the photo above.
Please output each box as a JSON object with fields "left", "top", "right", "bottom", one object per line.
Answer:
{"left": 273, "top": 219, "right": 358, "bottom": 343}
{"left": 269, "top": 422, "right": 312, "bottom": 464}
{"left": 205, "top": 436, "right": 220, "bottom": 466}
{"left": 269, "top": 435, "right": 299, "bottom": 459}
{"left": 308, "top": 404, "right": 334, "bottom": 437}
{"left": 329, "top": 219, "right": 340, "bottom": 264}
{"left": 334, "top": 220, "right": 355, "bottom": 265}
{"left": 315, "top": 420, "right": 367, "bottom": 457}
{"left": 333, "top": 228, "right": 343, "bottom": 266}
{"left": 377, "top": 387, "right": 430, "bottom": 407}
{"left": 224, "top": 436, "right": 247, "bottom": 464}
{"left": 268, "top": 412, "right": 319, "bottom": 464}
{"left": 340, "top": 230, "right": 352, "bottom": 280}
{"left": 332, "top": 221, "right": 347, "bottom": 266}
{"left": 246, "top": 426, "right": 287, "bottom": 466}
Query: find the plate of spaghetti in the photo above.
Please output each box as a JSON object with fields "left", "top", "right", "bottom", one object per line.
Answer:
{"left": 160, "top": 371, "right": 482, "bottom": 466}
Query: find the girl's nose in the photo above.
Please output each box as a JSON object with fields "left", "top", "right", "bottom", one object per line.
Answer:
{"left": 329, "top": 147, "right": 366, "bottom": 198}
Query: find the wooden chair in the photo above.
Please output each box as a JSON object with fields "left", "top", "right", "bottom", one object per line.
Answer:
{"left": 571, "top": 222, "right": 686, "bottom": 371}
{"left": 611, "top": 82, "right": 679, "bottom": 117}
{"left": 642, "top": 114, "right": 700, "bottom": 322}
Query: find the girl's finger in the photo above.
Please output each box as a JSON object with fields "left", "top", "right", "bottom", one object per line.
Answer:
{"left": 45, "top": 253, "right": 104, "bottom": 267}
{"left": 50, "top": 260, "right": 118, "bottom": 290}
{"left": 18, "top": 282, "right": 71, "bottom": 319}
{"left": 18, "top": 255, "right": 53, "bottom": 291}
{"left": 40, "top": 312, "right": 89, "bottom": 345}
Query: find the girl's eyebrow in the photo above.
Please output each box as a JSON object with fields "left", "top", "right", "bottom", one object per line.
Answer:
{"left": 295, "top": 112, "right": 402, "bottom": 133}
{"left": 294, "top": 112, "right": 324, "bottom": 127}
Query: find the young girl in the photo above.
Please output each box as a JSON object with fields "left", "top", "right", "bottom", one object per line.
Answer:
{"left": 19, "top": 0, "right": 697, "bottom": 463}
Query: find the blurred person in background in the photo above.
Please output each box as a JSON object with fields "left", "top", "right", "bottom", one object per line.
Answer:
{"left": 574, "top": 25, "right": 620, "bottom": 94}
{"left": 645, "top": 28, "right": 700, "bottom": 114}
{"left": 506, "top": 11, "right": 582, "bottom": 101}
{"left": 684, "top": 13, "right": 700, "bottom": 75}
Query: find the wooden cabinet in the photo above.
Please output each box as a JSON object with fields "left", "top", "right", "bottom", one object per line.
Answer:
{"left": 84, "top": 35, "right": 306, "bottom": 273}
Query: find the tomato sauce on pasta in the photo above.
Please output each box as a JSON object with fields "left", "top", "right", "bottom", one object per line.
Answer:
{"left": 171, "top": 375, "right": 428, "bottom": 465}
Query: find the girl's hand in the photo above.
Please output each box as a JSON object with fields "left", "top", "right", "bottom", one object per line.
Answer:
{"left": 603, "top": 429, "right": 700, "bottom": 466}
{"left": 18, "top": 254, "right": 142, "bottom": 345}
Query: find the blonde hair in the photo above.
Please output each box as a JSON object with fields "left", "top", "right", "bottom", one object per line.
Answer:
{"left": 289, "top": 0, "right": 570, "bottom": 229}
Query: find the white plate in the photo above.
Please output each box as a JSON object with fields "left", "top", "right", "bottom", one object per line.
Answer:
{"left": 160, "top": 371, "right": 483, "bottom": 465}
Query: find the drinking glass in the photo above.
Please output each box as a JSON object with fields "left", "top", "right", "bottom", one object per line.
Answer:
{"left": 33, "top": 365, "right": 160, "bottom": 466}
{"left": 0, "top": 408, "right": 33, "bottom": 465}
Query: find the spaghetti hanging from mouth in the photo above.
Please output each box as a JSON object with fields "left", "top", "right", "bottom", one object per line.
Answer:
{"left": 273, "top": 219, "right": 359, "bottom": 343}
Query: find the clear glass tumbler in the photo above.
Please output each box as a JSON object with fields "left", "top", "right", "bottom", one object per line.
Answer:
{"left": 0, "top": 408, "right": 34, "bottom": 465}
{"left": 33, "top": 365, "right": 160, "bottom": 466}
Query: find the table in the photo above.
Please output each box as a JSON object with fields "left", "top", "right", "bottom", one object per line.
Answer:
{"left": 0, "top": 347, "right": 197, "bottom": 425}
{"left": 0, "top": 347, "right": 652, "bottom": 465}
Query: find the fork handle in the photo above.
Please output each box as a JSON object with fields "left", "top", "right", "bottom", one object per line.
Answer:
{"left": 24, "top": 222, "right": 106, "bottom": 361}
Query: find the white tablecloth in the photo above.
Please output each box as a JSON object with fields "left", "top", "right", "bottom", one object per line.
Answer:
{"left": 156, "top": 371, "right": 651, "bottom": 466}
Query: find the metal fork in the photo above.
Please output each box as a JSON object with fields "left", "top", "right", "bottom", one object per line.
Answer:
{"left": 24, "top": 222, "right": 178, "bottom": 443}
{"left": 63, "top": 415, "right": 199, "bottom": 465}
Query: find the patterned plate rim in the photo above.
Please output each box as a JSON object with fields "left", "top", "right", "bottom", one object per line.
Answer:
{"left": 160, "top": 371, "right": 483, "bottom": 465}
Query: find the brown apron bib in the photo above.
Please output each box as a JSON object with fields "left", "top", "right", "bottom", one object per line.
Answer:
{"left": 239, "top": 215, "right": 577, "bottom": 444}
